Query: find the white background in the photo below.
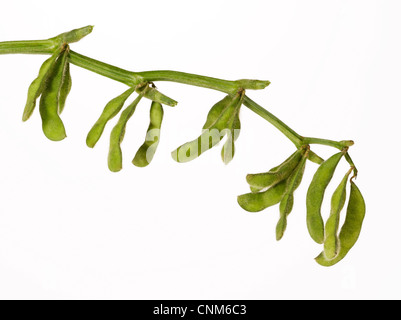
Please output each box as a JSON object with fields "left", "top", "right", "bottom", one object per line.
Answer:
{"left": 0, "top": 0, "right": 400, "bottom": 300}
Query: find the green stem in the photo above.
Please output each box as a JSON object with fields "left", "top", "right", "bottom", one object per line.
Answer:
{"left": 0, "top": 40, "right": 270, "bottom": 94}
{"left": 302, "top": 137, "right": 354, "bottom": 150}
{"left": 0, "top": 39, "right": 353, "bottom": 154}
{"left": 242, "top": 97, "right": 354, "bottom": 151}
{"left": 345, "top": 152, "right": 355, "bottom": 167}
{"left": 68, "top": 54, "right": 244, "bottom": 94}
{"left": 68, "top": 52, "right": 270, "bottom": 94}
{"left": 0, "top": 39, "right": 56, "bottom": 55}
{"left": 137, "top": 70, "right": 270, "bottom": 94}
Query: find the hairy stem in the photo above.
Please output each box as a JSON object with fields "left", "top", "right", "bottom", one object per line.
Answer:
{"left": 243, "top": 96, "right": 303, "bottom": 147}
{"left": 0, "top": 40, "right": 56, "bottom": 55}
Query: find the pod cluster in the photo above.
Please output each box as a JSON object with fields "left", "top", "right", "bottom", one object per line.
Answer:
{"left": 306, "top": 152, "right": 366, "bottom": 266}
{"left": 238, "top": 147, "right": 309, "bottom": 240}
{"left": 86, "top": 83, "right": 176, "bottom": 172}
{"left": 172, "top": 90, "right": 244, "bottom": 165}
{"left": 22, "top": 26, "right": 94, "bottom": 141}
{"left": 238, "top": 148, "right": 366, "bottom": 266}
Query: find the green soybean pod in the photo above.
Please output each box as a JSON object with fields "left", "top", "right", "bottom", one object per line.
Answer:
{"left": 108, "top": 94, "right": 144, "bottom": 172}
{"left": 23, "top": 49, "right": 61, "bottom": 121}
{"left": 202, "top": 92, "right": 242, "bottom": 132}
{"left": 249, "top": 186, "right": 267, "bottom": 193}
{"left": 132, "top": 102, "right": 164, "bottom": 167}
{"left": 276, "top": 152, "right": 307, "bottom": 241}
{"left": 316, "top": 181, "right": 366, "bottom": 267}
{"left": 246, "top": 150, "right": 303, "bottom": 191}
{"left": 202, "top": 95, "right": 233, "bottom": 130}
{"left": 171, "top": 93, "right": 243, "bottom": 163}
{"left": 86, "top": 86, "right": 136, "bottom": 148}
{"left": 57, "top": 52, "right": 72, "bottom": 114}
{"left": 306, "top": 152, "right": 344, "bottom": 244}
{"left": 248, "top": 164, "right": 283, "bottom": 193}
{"left": 237, "top": 179, "right": 287, "bottom": 213}
{"left": 276, "top": 194, "right": 293, "bottom": 241}
{"left": 324, "top": 171, "right": 351, "bottom": 259}
{"left": 171, "top": 96, "right": 230, "bottom": 163}
{"left": 39, "top": 50, "right": 69, "bottom": 141}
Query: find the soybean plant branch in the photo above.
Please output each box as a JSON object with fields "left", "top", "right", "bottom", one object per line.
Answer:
{"left": 0, "top": 38, "right": 353, "bottom": 154}
{"left": 0, "top": 27, "right": 365, "bottom": 268}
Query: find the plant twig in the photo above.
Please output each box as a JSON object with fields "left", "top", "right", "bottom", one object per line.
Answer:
{"left": 0, "top": 29, "right": 353, "bottom": 154}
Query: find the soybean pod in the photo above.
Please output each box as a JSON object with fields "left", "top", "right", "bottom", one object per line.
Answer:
{"left": 132, "top": 102, "right": 164, "bottom": 167}
{"left": 306, "top": 152, "right": 344, "bottom": 244}
{"left": 108, "top": 93, "right": 144, "bottom": 172}
{"left": 316, "top": 181, "right": 366, "bottom": 266}
{"left": 57, "top": 50, "right": 72, "bottom": 114}
{"left": 276, "top": 150, "right": 308, "bottom": 241}
{"left": 86, "top": 86, "right": 136, "bottom": 148}
{"left": 23, "top": 49, "right": 61, "bottom": 121}
{"left": 172, "top": 92, "right": 243, "bottom": 163}
{"left": 171, "top": 95, "right": 231, "bottom": 163}
{"left": 221, "top": 107, "right": 241, "bottom": 165}
{"left": 237, "top": 179, "right": 287, "bottom": 213}
{"left": 246, "top": 150, "right": 303, "bottom": 192}
{"left": 323, "top": 170, "right": 352, "bottom": 259}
